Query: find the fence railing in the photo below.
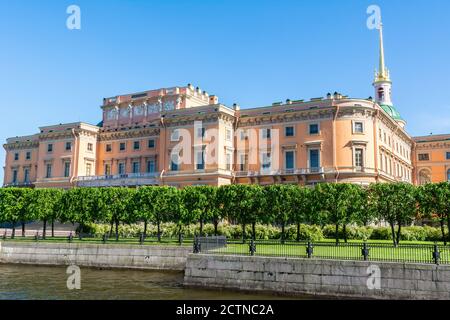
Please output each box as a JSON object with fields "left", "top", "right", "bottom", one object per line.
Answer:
{"left": 192, "top": 239, "right": 450, "bottom": 265}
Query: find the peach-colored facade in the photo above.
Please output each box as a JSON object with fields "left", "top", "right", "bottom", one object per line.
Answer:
{"left": 413, "top": 134, "right": 450, "bottom": 185}
{"left": 2, "top": 25, "right": 447, "bottom": 188}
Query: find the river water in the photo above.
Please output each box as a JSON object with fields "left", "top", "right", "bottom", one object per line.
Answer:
{"left": 0, "top": 264, "right": 307, "bottom": 300}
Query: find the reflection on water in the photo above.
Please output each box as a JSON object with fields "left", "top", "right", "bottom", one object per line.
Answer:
{"left": 0, "top": 264, "right": 306, "bottom": 300}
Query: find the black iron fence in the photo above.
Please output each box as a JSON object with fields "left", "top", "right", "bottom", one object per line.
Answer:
{"left": 192, "top": 239, "right": 450, "bottom": 265}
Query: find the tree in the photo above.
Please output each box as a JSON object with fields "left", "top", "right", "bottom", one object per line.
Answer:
{"left": 369, "top": 183, "right": 418, "bottom": 246}
{"left": 264, "top": 185, "right": 295, "bottom": 243}
{"left": 100, "top": 187, "right": 134, "bottom": 241}
{"left": 314, "top": 183, "right": 361, "bottom": 244}
{"left": 134, "top": 187, "right": 159, "bottom": 238}
{"left": 30, "top": 189, "right": 62, "bottom": 239}
{"left": 219, "top": 185, "right": 256, "bottom": 242}
{"left": 0, "top": 188, "right": 23, "bottom": 238}
{"left": 154, "top": 186, "right": 178, "bottom": 241}
{"left": 290, "top": 186, "right": 316, "bottom": 241}
{"left": 63, "top": 188, "right": 103, "bottom": 233}
{"left": 181, "top": 186, "right": 209, "bottom": 236}
{"left": 417, "top": 183, "right": 448, "bottom": 244}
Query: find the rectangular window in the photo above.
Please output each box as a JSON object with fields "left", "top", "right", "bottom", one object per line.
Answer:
{"left": 355, "top": 148, "right": 364, "bottom": 168}
{"left": 132, "top": 161, "right": 140, "bottom": 174}
{"left": 309, "top": 149, "right": 320, "bottom": 169}
{"left": 47, "top": 144, "right": 53, "bottom": 153}
{"left": 133, "top": 141, "right": 140, "bottom": 150}
{"left": 64, "top": 162, "right": 71, "bottom": 178}
{"left": 446, "top": 152, "right": 450, "bottom": 160}
{"left": 148, "top": 139, "right": 155, "bottom": 149}
{"left": 86, "top": 163, "right": 92, "bottom": 176}
{"left": 418, "top": 153, "right": 430, "bottom": 161}
{"left": 285, "top": 151, "right": 295, "bottom": 170}
{"left": 65, "top": 142, "right": 72, "bottom": 151}
{"left": 118, "top": 163, "right": 125, "bottom": 175}
{"left": 197, "top": 127, "right": 206, "bottom": 139}
{"left": 226, "top": 128, "right": 232, "bottom": 141}
{"left": 239, "top": 153, "right": 248, "bottom": 171}
{"left": 262, "top": 152, "right": 271, "bottom": 170}
{"left": 46, "top": 164, "right": 52, "bottom": 178}
{"left": 354, "top": 122, "right": 364, "bottom": 134}
{"left": 26, "top": 152, "right": 31, "bottom": 160}
{"left": 309, "top": 123, "right": 319, "bottom": 135}
{"left": 146, "top": 160, "right": 156, "bottom": 173}
{"left": 171, "top": 154, "right": 179, "bottom": 171}
{"left": 285, "top": 126, "right": 295, "bottom": 137}
{"left": 12, "top": 170, "right": 18, "bottom": 183}
{"left": 226, "top": 153, "right": 232, "bottom": 171}
{"left": 106, "top": 144, "right": 112, "bottom": 152}
{"left": 171, "top": 129, "right": 180, "bottom": 142}
{"left": 87, "top": 143, "right": 93, "bottom": 151}
{"left": 14, "top": 153, "right": 19, "bottom": 161}
{"left": 24, "top": 169, "right": 29, "bottom": 183}
{"left": 196, "top": 150, "right": 205, "bottom": 170}
{"left": 105, "top": 164, "right": 111, "bottom": 176}
{"left": 120, "top": 142, "right": 126, "bottom": 151}
{"left": 262, "top": 128, "right": 271, "bottom": 139}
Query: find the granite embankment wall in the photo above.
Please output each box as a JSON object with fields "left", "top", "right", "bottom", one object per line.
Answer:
{"left": 184, "top": 254, "right": 450, "bottom": 299}
{"left": 0, "top": 241, "right": 191, "bottom": 271}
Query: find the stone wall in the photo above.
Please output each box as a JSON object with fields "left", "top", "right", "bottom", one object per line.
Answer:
{"left": 184, "top": 254, "right": 450, "bottom": 299}
{"left": 0, "top": 241, "right": 191, "bottom": 271}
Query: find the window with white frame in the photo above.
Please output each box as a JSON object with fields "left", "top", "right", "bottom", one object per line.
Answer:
{"left": 353, "top": 121, "right": 364, "bottom": 134}
{"left": 285, "top": 150, "right": 295, "bottom": 170}
{"left": 226, "top": 128, "right": 232, "bottom": 141}
{"left": 171, "top": 129, "right": 180, "bottom": 141}
{"left": 261, "top": 152, "right": 271, "bottom": 170}
{"left": 355, "top": 148, "right": 364, "bottom": 168}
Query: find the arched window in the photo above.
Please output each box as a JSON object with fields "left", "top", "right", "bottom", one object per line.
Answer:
{"left": 418, "top": 169, "right": 431, "bottom": 185}
{"left": 447, "top": 169, "right": 450, "bottom": 182}
{"left": 378, "top": 88, "right": 385, "bottom": 100}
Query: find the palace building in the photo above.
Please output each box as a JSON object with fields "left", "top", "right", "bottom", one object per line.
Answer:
{"left": 3, "top": 24, "right": 449, "bottom": 189}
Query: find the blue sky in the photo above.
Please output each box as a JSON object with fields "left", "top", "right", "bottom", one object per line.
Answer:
{"left": 1, "top": 0, "right": 450, "bottom": 183}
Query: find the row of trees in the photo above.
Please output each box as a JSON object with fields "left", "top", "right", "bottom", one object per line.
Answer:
{"left": 0, "top": 182, "right": 449, "bottom": 246}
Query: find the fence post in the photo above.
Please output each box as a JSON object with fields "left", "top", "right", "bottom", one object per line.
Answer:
{"left": 433, "top": 243, "right": 440, "bottom": 265}
{"left": 102, "top": 233, "right": 107, "bottom": 244}
{"left": 139, "top": 232, "right": 145, "bottom": 245}
{"left": 193, "top": 237, "right": 201, "bottom": 254}
{"left": 68, "top": 232, "right": 73, "bottom": 243}
{"left": 34, "top": 232, "right": 39, "bottom": 242}
{"left": 249, "top": 240, "right": 256, "bottom": 256}
{"left": 306, "top": 241, "right": 313, "bottom": 258}
{"left": 362, "top": 242, "right": 370, "bottom": 261}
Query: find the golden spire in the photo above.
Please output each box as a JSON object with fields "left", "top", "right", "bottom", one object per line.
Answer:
{"left": 375, "top": 21, "right": 390, "bottom": 82}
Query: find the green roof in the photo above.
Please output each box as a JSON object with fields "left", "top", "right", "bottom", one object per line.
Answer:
{"left": 380, "top": 104, "right": 403, "bottom": 121}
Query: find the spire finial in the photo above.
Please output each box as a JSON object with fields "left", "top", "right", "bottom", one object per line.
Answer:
{"left": 375, "top": 19, "right": 390, "bottom": 82}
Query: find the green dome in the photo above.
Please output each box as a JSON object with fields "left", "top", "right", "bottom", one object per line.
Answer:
{"left": 379, "top": 104, "right": 404, "bottom": 121}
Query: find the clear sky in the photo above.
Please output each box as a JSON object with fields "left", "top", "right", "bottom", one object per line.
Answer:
{"left": 1, "top": 0, "right": 450, "bottom": 183}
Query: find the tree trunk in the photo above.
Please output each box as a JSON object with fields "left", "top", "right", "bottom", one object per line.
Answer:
{"left": 11, "top": 223, "right": 16, "bottom": 239}
{"left": 51, "top": 219, "right": 55, "bottom": 238}
{"left": 440, "top": 219, "right": 447, "bottom": 245}
{"left": 281, "top": 222, "right": 285, "bottom": 244}
{"left": 252, "top": 222, "right": 256, "bottom": 241}
{"left": 343, "top": 224, "right": 348, "bottom": 243}
{"left": 335, "top": 224, "right": 339, "bottom": 246}
{"left": 115, "top": 220, "right": 119, "bottom": 241}
{"left": 21, "top": 221, "right": 25, "bottom": 237}
{"left": 296, "top": 223, "right": 301, "bottom": 242}
{"left": 109, "top": 221, "right": 114, "bottom": 237}
{"left": 199, "top": 220, "right": 204, "bottom": 236}
{"left": 242, "top": 223, "right": 246, "bottom": 243}
{"left": 390, "top": 223, "right": 397, "bottom": 247}
{"left": 214, "top": 219, "right": 218, "bottom": 236}
{"left": 178, "top": 225, "right": 183, "bottom": 245}
{"left": 396, "top": 224, "right": 402, "bottom": 246}
{"left": 43, "top": 220, "right": 47, "bottom": 240}
{"left": 143, "top": 221, "right": 148, "bottom": 238}
{"left": 157, "top": 221, "right": 161, "bottom": 242}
